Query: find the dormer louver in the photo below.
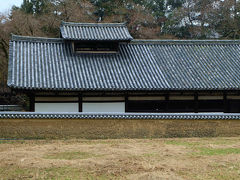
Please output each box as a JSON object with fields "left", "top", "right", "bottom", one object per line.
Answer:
{"left": 60, "top": 21, "right": 133, "bottom": 54}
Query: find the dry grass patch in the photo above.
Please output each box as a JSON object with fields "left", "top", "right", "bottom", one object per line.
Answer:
{"left": 0, "top": 137, "right": 240, "bottom": 179}
{"left": 0, "top": 166, "right": 115, "bottom": 180}
{"left": 44, "top": 151, "right": 101, "bottom": 160}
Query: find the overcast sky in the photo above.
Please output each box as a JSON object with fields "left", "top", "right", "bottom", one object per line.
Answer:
{"left": 0, "top": 0, "right": 23, "bottom": 14}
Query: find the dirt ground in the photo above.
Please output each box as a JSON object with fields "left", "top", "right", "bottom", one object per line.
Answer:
{"left": 0, "top": 137, "right": 240, "bottom": 179}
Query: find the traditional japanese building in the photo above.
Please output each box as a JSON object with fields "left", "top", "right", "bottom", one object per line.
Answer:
{"left": 7, "top": 22, "right": 240, "bottom": 113}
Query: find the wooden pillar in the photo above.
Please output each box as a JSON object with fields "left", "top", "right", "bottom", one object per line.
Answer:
{"left": 194, "top": 92, "right": 198, "bottom": 113}
{"left": 29, "top": 94, "right": 35, "bottom": 112}
{"left": 223, "top": 93, "right": 227, "bottom": 113}
{"left": 165, "top": 94, "right": 169, "bottom": 112}
{"left": 125, "top": 95, "right": 128, "bottom": 113}
{"left": 78, "top": 94, "right": 82, "bottom": 112}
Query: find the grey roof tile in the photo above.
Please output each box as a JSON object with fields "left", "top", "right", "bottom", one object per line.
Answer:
{"left": 60, "top": 21, "right": 133, "bottom": 41}
{"left": 8, "top": 35, "right": 240, "bottom": 91}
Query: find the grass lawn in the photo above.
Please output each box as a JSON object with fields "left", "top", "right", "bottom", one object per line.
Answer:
{"left": 0, "top": 137, "right": 240, "bottom": 179}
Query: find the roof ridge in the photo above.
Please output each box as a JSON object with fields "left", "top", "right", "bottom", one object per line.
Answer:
{"left": 130, "top": 39, "right": 240, "bottom": 45}
{"left": 61, "top": 21, "right": 127, "bottom": 27}
{"left": 11, "top": 34, "right": 64, "bottom": 43}
{"left": 10, "top": 35, "right": 240, "bottom": 45}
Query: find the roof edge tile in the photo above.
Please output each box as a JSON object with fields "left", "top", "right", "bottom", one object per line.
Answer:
{"left": 7, "top": 40, "right": 13, "bottom": 88}
{"left": 131, "top": 39, "right": 240, "bottom": 45}
{"left": 61, "top": 21, "right": 127, "bottom": 27}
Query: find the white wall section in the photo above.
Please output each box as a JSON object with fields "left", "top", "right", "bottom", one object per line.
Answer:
{"left": 35, "top": 103, "right": 78, "bottom": 112}
{"left": 35, "top": 97, "right": 78, "bottom": 101}
{"left": 82, "top": 102, "right": 125, "bottom": 113}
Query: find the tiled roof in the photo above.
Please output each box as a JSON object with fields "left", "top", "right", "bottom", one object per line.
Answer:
{"left": 1, "top": 112, "right": 240, "bottom": 120}
{"left": 60, "top": 21, "right": 133, "bottom": 41}
{"left": 8, "top": 35, "right": 240, "bottom": 91}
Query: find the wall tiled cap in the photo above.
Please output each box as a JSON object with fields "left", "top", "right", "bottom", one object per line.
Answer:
{"left": 0, "top": 112, "right": 240, "bottom": 120}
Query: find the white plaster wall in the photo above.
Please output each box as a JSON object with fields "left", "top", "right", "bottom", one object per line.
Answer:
{"left": 35, "top": 103, "right": 78, "bottom": 112}
{"left": 82, "top": 102, "right": 125, "bottom": 113}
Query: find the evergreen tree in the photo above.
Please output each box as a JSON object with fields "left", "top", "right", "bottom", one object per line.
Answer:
{"left": 20, "top": 0, "right": 49, "bottom": 14}
{"left": 21, "top": 0, "right": 34, "bottom": 14}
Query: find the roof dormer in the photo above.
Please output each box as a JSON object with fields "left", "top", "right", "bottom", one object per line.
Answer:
{"left": 60, "top": 21, "right": 133, "bottom": 54}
